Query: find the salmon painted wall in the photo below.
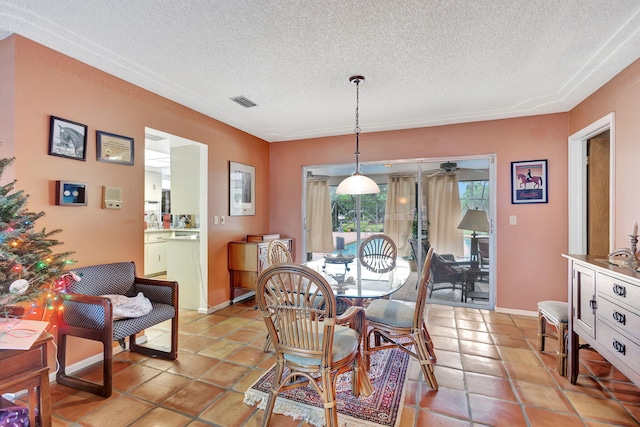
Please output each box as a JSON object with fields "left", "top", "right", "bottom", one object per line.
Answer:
{"left": 569, "top": 57, "right": 640, "bottom": 249}
{"left": 270, "top": 114, "right": 570, "bottom": 311}
{"left": 2, "top": 36, "right": 270, "bottom": 363}
{"left": 0, "top": 38, "right": 15, "bottom": 172}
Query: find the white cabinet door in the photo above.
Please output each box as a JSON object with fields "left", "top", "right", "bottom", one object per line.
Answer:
{"left": 145, "top": 170, "right": 162, "bottom": 202}
{"left": 144, "top": 231, "right": 172, "bottom": 276}
{"left": 147, "top": 242, "right": 167, "bottom": 275}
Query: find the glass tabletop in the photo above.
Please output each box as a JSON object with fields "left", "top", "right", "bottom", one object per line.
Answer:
{"left": 304, "top": 256, "right": 411, "bottom": 299}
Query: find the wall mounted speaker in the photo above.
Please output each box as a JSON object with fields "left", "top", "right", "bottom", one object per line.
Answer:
{"left": 103, "top": 186, "right": 123, "bottom": 209}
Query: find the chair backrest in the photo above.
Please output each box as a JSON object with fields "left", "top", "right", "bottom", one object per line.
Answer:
{"left": 358, "top": 234, "right": 397, "bottom": 273}
{"left": 68, "top": 262, "right": 136, "bottom": 296}
{"left": 267, "top": 240, "right": 293, "bottom": 265}
{"left": 256, "top": 263, "right": 337, "bottom": 367}
{"left": 414, "top": 247, "right": 435, "bottom": 327}
{"left": 431, "top": 252, "right": 464, "bottom": 280}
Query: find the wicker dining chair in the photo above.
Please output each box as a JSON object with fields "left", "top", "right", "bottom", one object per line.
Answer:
{"left": 262, "top": 240, "right": 294, "bottom": 352}
{"left": 267, "top": 239, "right": 293, "bottom": 264}
{"left": 255, "top": 263, "right": 373, "bottom": 427}
{"left": 363, "top": 247, "right": 438, "bottom": 390}
{"left": 358, "top": 234, "right": 397, "bottom": 274}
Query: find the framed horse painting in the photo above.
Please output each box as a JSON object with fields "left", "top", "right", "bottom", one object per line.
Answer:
{"left": 511, "top": 159, "right": 548, "bottom": 204}
{"left": 48, "top": 116, "right": 88, "bottom": 161}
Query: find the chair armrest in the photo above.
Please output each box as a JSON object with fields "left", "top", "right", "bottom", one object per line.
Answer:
{"left": 134, "top": 277, "right": 178, "bottom": 307}
{"left": 336, "top": 306, "right": 366, "bottom": 335}
{"left": 58, "top": 293, "right": 113, "bottom": 330}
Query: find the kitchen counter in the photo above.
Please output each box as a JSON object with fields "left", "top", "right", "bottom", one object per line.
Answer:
{"left": 166, "top": 235, "right": 199, "bottom": 240}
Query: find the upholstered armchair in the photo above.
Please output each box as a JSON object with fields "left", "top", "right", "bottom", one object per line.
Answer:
{"left": 429, "top": 252, "right": 469, "bottom": 298}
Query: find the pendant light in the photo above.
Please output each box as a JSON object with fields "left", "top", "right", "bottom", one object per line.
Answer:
{"left": 336, "top": 76, "right": 380, "bottom": 195}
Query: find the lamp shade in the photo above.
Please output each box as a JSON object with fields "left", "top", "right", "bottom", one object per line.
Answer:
{"left": 336, "top": 172, "right": 380, "bottom": 195}
{"left": 457, "top": 209, "right": 489, "bottom": 233}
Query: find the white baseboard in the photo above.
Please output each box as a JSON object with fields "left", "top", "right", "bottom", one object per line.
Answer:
{"left": 495, "top": 306, "right": 537, "bottom": 317}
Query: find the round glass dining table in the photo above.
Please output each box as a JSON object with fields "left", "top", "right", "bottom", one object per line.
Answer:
{"left": 304, "top": 256, "right": 411, "bottom": 302}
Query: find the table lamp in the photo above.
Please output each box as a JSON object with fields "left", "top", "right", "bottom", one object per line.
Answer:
{"left": 457, "top": 209, "right": 489, "bottom": 267}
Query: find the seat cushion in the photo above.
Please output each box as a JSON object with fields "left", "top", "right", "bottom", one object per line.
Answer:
{"left": 113, "top": 302, "right": 175, "bottom": 340}
{"left": 538, "top": 300, "right": 569, "bottom": 324}
{"left": 283, "top": 324, "right": 359, "bottom": 366}
{"left": 366, "top": 299, "right": 413, "bottom": 328}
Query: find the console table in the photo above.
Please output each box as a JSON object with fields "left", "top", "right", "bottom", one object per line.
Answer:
{"left": 228, "top": 238, "right": 293, "bottom": 303}
{"left": 564, "top": 254, "right": 640, "bottom": 385}
{"left": 0, "top": 332, "right": 52, "bottom": 427}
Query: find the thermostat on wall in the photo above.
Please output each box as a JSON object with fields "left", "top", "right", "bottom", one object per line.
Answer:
{"left": 103, "top": 186, "right": 123, "bottom": 209}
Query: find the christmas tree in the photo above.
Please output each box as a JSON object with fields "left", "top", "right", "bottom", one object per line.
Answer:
{"left": 0, "top": 157, "right": 74, "bottom": 314}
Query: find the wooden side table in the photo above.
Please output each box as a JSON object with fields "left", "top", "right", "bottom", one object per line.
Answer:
{"left": 0, "top": 332, "right": 52, "bottom": 427}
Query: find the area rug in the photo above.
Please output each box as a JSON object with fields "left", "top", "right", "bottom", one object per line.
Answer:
{"left": 243, "top": 348, "right": 410, "bottom": 427}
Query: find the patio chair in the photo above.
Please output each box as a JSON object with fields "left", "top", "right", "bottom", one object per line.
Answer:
{"left": 255, "top": 263, "right": 373, "bottom": 427}
{"left": 429, "top": 252, "right": 468, "bottom": 298}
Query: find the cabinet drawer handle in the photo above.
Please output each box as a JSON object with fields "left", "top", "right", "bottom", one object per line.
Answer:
{"left": 612, "top": 284, "right": 627, "bottom": 297}
{"left": 612, "top": 311, "right": 626, "bottom": 325}
{"left": 612, "top": 340, "right": 626, "bottom": 355}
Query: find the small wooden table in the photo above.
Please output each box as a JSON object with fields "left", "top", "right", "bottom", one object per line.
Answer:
{"left": 462, "top": 267, "right": 489, "bottom": 302}
{"left": 0, "top": 332, "right": 52, "bottom": 427}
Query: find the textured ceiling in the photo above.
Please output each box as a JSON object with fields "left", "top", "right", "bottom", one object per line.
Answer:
{"left": 2, "top": 1, "right": 640, "bottom": 142}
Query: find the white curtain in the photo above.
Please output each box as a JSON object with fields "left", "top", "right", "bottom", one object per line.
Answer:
{"left": 384, "top": 175, "right": 415, "bottom": 257}
{"left": 424, "top": 174, "right": 463, "bottom": 257}
{"left": 306, "top": 178, "right": 334, "bottom": 253}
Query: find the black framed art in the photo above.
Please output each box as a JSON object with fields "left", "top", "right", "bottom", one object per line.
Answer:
{"left": 48, "top": 116, "right": 88, "bottom": 161}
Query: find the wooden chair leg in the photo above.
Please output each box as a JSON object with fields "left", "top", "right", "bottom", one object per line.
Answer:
{"left": 421, "top": 322, "right": 437, "bottom": 362}
{"left": 557, "top": 325, "right": 568, "bottom": 376}
{"left": 415, "top": 333, "right": 438, "bottom": 390}
{"left": 537, "top": 310, "right": 546, "bottom": 351}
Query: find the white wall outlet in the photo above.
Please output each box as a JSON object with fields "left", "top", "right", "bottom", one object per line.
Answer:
{"left": 509, "top": 215, "right": 517, "bottom": 225}
{"left": 213, "top": 215, "right": 219, "bottom": 224}
{"left": 220, "top": 216, "right": 226, "bottom": 225}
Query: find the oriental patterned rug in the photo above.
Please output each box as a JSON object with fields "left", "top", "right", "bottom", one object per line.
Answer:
{"left": 243, "top": 348, "right": 410, "bottom": 427}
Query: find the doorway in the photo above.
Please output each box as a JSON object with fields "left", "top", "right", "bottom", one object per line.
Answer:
{"left": 303, "top": 155, "right": 495, "bottom": 309}
{"left": 144, "top": 128, "right": 209, "bottom": 312}
{"left": 568, "top": 113, "right": 615, "bottom": 255}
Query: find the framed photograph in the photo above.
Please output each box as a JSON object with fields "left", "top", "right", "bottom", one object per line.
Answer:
{"left": 96, "top": 131, "right": 134, "bottom": 165}
{"left": 55, "top": 181, "right": 87, "bottom": 206}
{"left": 511, "top": 159, "right": 548, "bottom": 204}
{"left": 48, "top": 116, "right": 88, "bottom": 161}
{"left": 229, "top": 161, "right": 255, "bottom": 216}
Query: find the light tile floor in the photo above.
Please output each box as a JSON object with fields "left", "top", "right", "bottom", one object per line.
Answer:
{"left": 45, "top": 300, "right": 640, "bottom": 426}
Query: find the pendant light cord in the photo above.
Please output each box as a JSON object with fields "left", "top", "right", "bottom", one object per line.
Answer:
{"left": 354, "top": 77, "right": 361, "bottom": 173}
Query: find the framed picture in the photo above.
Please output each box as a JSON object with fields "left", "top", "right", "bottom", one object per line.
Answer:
{"left": 511, "top": 159, "right": 548, "bottom": 204}
{"left": 229, "top": 161, "right": 255, "bottom": 216}
{"left": 48, "top": 116, "right": 88, "bottom": 161}
{"left": 96, "top": 131, "right": 134, "bottom": 165}
{"left": 55, "top": 181, "right": 87, "bottom": 206}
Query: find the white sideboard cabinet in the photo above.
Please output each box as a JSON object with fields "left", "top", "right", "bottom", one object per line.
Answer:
{"left": 564, "top": 254, "right": 640, "bottom": 386}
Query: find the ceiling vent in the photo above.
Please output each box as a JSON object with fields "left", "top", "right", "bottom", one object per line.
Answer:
{"left": 230, "top": 95, "right": 257, "bottom": 108}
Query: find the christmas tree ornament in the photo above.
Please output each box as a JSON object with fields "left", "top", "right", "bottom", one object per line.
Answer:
{"left": 9, "top": 279, "right": 29, "bottom": 294}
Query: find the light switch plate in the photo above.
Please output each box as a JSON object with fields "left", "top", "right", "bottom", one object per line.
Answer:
{"left": 509, "top": 215, "right": 517, "bottom": 225}
{"left": 220, "top": 216, "right": 226, "bottom": 225}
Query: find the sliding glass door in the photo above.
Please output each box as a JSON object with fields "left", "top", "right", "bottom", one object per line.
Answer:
{"left": 303, "top": 156, "right": 494, "bottom": 309}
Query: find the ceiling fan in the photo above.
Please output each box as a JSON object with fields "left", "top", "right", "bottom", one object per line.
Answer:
{"left": 424, "top": 161, "right": 488, "bottom": 180}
